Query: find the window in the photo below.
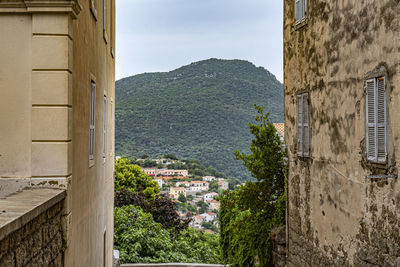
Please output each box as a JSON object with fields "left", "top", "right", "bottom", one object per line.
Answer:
{"left": 103, "top": 95, "right": 107, "bottom": 159}
{"left": 110, "top": 98, "right": 113, "bottom": 155}
{"left": 295, "top": 0, "right": 306, "bottom": 23}
{"left": 103, "top": 0, "right": 106, "bottom": 32}
{"left": 90, "top": 81, "right": 96, "bottom": 161}
{"left": 297, "top": 92, "right": 310, "bottom": 157}
{"left": 366, "top": 77, "right": 386, "bottom": 163}
{"left": 110, "top": 0, "right": 114, "bottom": 56}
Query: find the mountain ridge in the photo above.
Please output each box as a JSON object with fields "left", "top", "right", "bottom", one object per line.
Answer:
{"left": 115, "top": 58, "right": 284, "bottom": 180}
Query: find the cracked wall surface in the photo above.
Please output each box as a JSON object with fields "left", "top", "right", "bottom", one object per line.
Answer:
{"left": 284, "top": 0, "right": 400, "bottom": 266}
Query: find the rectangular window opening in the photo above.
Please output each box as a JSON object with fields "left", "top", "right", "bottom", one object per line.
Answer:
{"left": 103, "top": 95, "right": 107, "bottom": 159}
{"left": 90, "top": 81, "right": 96, "bottom": 161}
{"left": 366, "top": 76, "right": 386, "bottom": 163}
{"left": 295, "top": 0, "right": 307, "bottom": 23}
{"left": 297, "top": 92, "right": 310, "bottom": 157}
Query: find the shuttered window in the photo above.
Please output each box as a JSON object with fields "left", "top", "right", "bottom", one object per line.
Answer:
{"left": 366, "top": 77, "right": 386, "bottom": 163}
{"left": 103, "top": 95, "right": 107, "bottom": 159}
{"left": 297, "top": 92, "right": 310, "bottom": 157}
{"left": 90, "top": 81, "right": 96, "bottom": 160}
{"left": 295, "top": 0, "right": 306, "bottom": 22}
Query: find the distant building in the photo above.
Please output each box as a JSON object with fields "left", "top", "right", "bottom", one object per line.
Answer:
{"left": 192, "top": 215, "right": 206, "bottom": 227}
{"left": 188, "top": 181, "right": 209, "bottom": 192}
{"left": 203, "top": 192, "right": 219, "bottom": 202}
{"left": 169, "top": 187, "right": 186, "bottom": 199}
{"left": 218, "top": 180, "right": 229, "bottom": 190}
{"left": 202, "top": 176, "right": 216, "bottom": 182}
{"left": 207, "top": 200, "right": 220, "bottom": 211}
{"left": 154, "top": 179, "right": 163, "bottom": 188}
{"left": 200, "top": 212, "right": 217, "bottom": 222}
{"left": 142, "top": 168, "right": 188, "bottom": 177}
{"left": 273, "top": 123, "right": 285, "bottom": 143}
{"left": 176, "top": 181, "right": 191, "bottom": 187}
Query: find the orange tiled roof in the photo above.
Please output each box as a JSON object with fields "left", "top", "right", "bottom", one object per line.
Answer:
{"left": 273, "top": 123, "right": 285, "bottom": 137}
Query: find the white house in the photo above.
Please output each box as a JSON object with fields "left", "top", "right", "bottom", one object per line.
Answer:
{"left": 200, "top": 212, "right": 217, "bottom": 222}
{"left": 176, "top": 181, "right": 190, "bottom": 187}
{"left": 218, "top": 180, "right": 229, "bottom": 190}
{"left": 189, "top": 181, "right": 209, "bottom": 192}
{"left": 203, "top": 192, "right": 218, "bottom": 202}
{"left": 202, "top": 176, "right": 216, "bottom": 182}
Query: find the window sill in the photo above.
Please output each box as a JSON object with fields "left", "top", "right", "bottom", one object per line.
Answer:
{"left": 89, "top": 158, "right": 95, "bottom": 168}
{"left": 293, "top": 17, "right": 308, "bottom": 31}
{"left": 90, "top": 1, "right": 97, "bottom": 21}
{"left": 103, "top": 30, "right": 109, "bottom": 44}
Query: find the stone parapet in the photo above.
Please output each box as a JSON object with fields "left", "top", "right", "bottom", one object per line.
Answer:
{"left": 0, "top": 188, "right": 65, "bottom": 266}
{"left": 122, "top": 264, "right": 228, "bottom": 267}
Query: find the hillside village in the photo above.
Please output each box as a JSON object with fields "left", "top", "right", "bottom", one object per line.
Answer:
{"left": 138, "top": 157, "right": 231, "bottom": 233}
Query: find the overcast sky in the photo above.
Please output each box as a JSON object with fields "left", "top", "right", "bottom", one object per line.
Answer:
{"left": 116, "top": 0, "right": 283, "bottom": 82}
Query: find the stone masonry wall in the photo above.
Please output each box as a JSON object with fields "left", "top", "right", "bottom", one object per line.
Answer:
{"left": 284, "top": 0, "right": 400, "bottom": 266}
{"left": 0, "top": 201, "right": 64, "bottom": 266}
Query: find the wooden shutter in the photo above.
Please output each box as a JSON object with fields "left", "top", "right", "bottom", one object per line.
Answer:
{"left": 366, "top": 79, "right": 376, "bottom": 161}
{"left": 303, "top": 94, "right": 310, "bottom": 157}
{"left": 376, "top": 77, "right": 386, "bottom": 162}
{"left": 297, "top": 95, "right": 303, "bottom": 156}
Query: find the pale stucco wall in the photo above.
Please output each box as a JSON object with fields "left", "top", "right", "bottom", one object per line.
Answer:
{"left": 284, "top": 0, "right": 400, "bottom": 265}
{"left": 0, "top": 0, "right": 115, "bottom": 266}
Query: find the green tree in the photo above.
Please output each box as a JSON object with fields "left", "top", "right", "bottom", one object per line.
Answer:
{"left": 220, "top": 105, "right": 286, "bottom": 266}
{"left": 114, "top": 205, "right": 221, "bottom": 264}
{"left": 115, "top": 158, "right": 160, "bottom": 201}
{"left": 178, "top": 194, "right": 187, "bottom": 203}
{"left": 163, "top": 153, "right": 179, "bottom": 160}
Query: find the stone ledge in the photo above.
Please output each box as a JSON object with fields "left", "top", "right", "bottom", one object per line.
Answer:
{"left": 0, "top": 188, "right": 65, "bottom": 240}
{"left": 122, "top": 264, "right": 228, "bottom": 267}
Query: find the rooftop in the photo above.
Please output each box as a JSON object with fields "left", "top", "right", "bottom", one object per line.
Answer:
{"left": 273, "top": 123, "right": 285, "bottom": 137}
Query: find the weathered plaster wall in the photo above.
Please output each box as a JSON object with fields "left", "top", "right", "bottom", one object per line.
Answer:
{"left": 284, "top": 0, "right": 400, "bottom": 266}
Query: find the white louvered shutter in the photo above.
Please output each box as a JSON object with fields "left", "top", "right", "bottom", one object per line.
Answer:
{"left": 303, "top": 94, "right": 310, "bottom": 157}
{"left": 366, "top": 79, "right": 376, "bottom": 161}
{"left": 297, "top": 95, "right": 303, "bottom": 156}
{"left": 376, "top": 77, "right": 386, "bottom": 163}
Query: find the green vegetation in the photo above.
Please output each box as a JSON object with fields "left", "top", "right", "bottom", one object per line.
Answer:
{"left": 114, "top": 158, "right": 221, "bottom": 264}
{"left": 115, "top": 205, "right": 220, "bottom": 264}
{"left": 116, "top": 58, "right": 283, "bottom": 181}
{"left": 115, "top": 158, "right": 160, "bottom": 201}
{"left": 219, "top": 105, "right": 286, "bottom": 266}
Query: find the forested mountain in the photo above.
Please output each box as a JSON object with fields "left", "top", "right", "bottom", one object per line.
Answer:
{"left": 115, "top": 58, "right": 283, "bottom": 180}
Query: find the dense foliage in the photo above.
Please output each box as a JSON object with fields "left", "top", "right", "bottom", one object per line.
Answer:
{"left": 114, "top": 159, "right": 221, "bottom": 264}
{"left": 116, "top": 58, "right": 284, "bottom": 181}
{"left": 115, "top": 205, "right": 220, "bottom": 264}
{"left": 115, "top": 158, "right": 160, "bottom": 201}
{"left": 219, "top": 105, "right": 286, "bottom": 266}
